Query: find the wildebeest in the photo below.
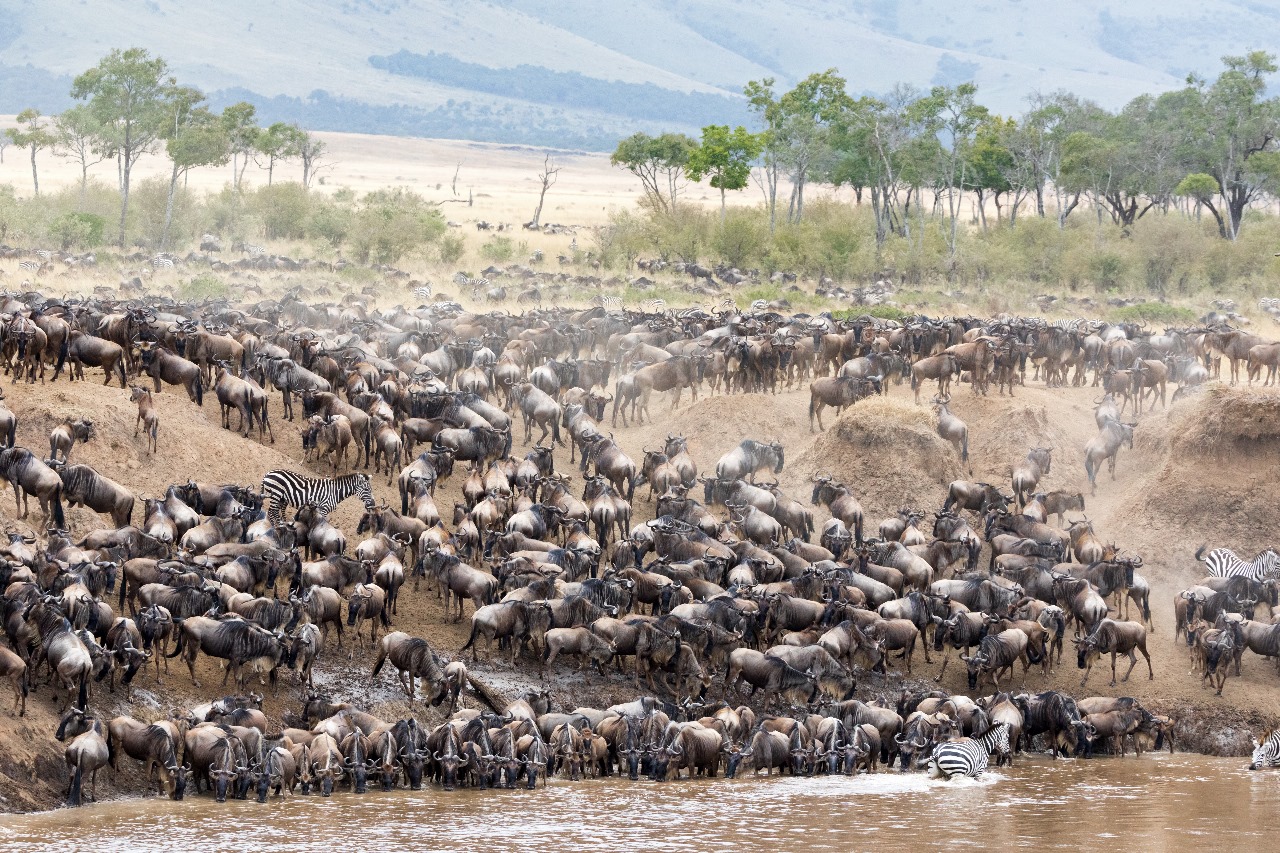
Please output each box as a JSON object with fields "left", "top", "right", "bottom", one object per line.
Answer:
{"left": 48, "top": 418, "right": 95, "bottom": 464}
{"left": 370, "top": 631, "right": 449, "bottom": 706}
{"left": 58, "top": 463, "right": 135, "bottom": 527}
{"left": 168, "top": 616, "right": 285, "bottom": 691}
{"left": 0, "top": 446, "right": 66, "bottom": 527}
{"left": 57, "top": 707, "right": 110, "bottom": 806}
{"left": 715, "top": 439, "right": 784, "bottom": 483}
{"left": 1084, "top": 418, "right": 1135, "bottom": 495}
{"left": 1011, "top": 447, "right": 1052, "bottom": 509}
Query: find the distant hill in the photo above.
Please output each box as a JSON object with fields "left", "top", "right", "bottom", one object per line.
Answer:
{"left": 3, "top": 0, "right": 1279, "bottom": 149}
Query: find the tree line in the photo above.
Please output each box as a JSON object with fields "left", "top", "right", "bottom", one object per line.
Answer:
{"left": 612, "top": 51, "right": 1280, "bottom": 254}
{"left": 5, "top": 48, "right": 326, "bottom": 249}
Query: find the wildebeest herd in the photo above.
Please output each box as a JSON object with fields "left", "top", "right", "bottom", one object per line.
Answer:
{"left": 0, "top": 284, "right": 1276, "bottom": 807}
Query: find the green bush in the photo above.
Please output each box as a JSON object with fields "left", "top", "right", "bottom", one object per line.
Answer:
{"left": 832, "top": 305, "right": 913, "bottom": 322}
{"left": 253, "top": 182, "right": 311, "bottom": 241}
{"left": 437, "top": 233, "right": 466, "bottom": 265}
{"left": 47, "top": 212, "right": 105, "bottom": 250}
{"left": 177, "top": 272, "right": 229, "bottom": 301}
{"left": 479, "top": 235, "right": 515, "bottom": 262}
{"left": 1108, "top": 302, "right": 1198, "bottom": 325}
{"left": 348, "top": 188, "right": 446, "bottom": 264}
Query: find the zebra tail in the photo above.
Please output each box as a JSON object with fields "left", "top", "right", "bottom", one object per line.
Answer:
{"left": 1194, "top": 543, "right": 1209, "bottom": 562}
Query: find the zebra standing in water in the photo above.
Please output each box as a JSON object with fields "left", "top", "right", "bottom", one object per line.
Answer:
{"left": 260, "top": 470, "right": 375, "bottom": 526}
{"left": 1249, "top": 729, "right": 1280, "bottom": 769}
{"left": 1196, "top": 544, "right": 1280, "bottom": 581}
{"left": 927, "top": 723, "right": 1009, "bottom": 780}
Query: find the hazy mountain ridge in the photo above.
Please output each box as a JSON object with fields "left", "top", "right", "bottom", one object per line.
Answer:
{"left": 2, "top": 0, "right": 1278, "bottom": 149}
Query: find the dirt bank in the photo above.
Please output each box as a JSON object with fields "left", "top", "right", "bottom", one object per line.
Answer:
{"left": 2, "top": 352, "right": 1278, "bottom": 811}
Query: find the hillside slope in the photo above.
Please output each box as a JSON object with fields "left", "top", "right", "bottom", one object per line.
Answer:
{"left": 3, "top": 0, "right": 1280, "bottom": 147}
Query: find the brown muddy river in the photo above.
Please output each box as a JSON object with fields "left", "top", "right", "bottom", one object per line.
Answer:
{"left": 0, "top": 754, "right": 1274, "bottom": 851}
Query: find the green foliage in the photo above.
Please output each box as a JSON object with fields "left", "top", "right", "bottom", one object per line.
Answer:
{"left": 1108, "top": 303, "right": 1198, "bottom": 325}
{"left": 611, "top": 131, "right": 698, "bottom": 213}
{"left": 177, "top": 272, "right": 229, "bottom": 301}
{"left": 253, "top": 182, "right": 311, "bottom": 241}
{"left": 47, "top": 212, "right": 104, "bottom": 250}
{"left": 832, "top": 305, "right": 912, "bottom": 322}
{"left": 479, "top": 235, "right": 516, "bottom": 262}
{"left": 437, "top": 233, "right": 466, "bottom": 265}
{"left": 347, "top": 188, "right": 446, "bottom": 264}
{"left": 685, "top": 124, "right": 762, "bottom": 215}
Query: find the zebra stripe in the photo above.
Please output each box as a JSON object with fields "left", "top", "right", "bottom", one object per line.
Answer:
{"left": 34, "top": 249, "right": 51, "bottom": 262}
{"left": 1251, "top": 729, "right": 1280, "bottom": 769}
{"left": 751, "top": 299, "right": 768, "bottom": 311}
{"left": 600, "top": 295, "right": 623, "bottom": 311}
{"left": 1197, "top": 545, "right": 1280, "bottom": 581}
{"left": 244, "top": 244, "right": 266, "bottom": 256}
{"left": 467, "top": 277, "right": 490, "bottom": 299}
{"left": 927, "top": 723, "right": 1008, "bottom": 780}
{"left": 642, "top": 298, "right": 666, "bottom": 313}
{"left": 260, "top": 470, "right": 374, "bottom": 526}
{"left": 412, "top": 283, "right": 433, "bottom": 300}
{"left": 18, "top": 260, "right": 42, "bottom": 273}
{"left": 151, "top": 255, "right": 175, "bottom": 269}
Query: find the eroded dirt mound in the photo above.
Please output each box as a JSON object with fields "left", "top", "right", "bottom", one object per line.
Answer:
{"left": 787, "top": 396, "right": 964, "bottom": 522}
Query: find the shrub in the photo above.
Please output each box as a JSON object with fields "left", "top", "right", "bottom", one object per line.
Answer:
{"left": 177, "top": 272, "right": 229, "bottom": 301}
{"left": 479, "top": 235, "right": 515, "bottom": 262}
{"left": 437, "top": 233, "right": 466, "bottom": 265}
{"left": 1108, "top": 302, "right": 1198, "bottom": 325}
{"left": 47, "top": 212, "right": 105, "bottom": 250}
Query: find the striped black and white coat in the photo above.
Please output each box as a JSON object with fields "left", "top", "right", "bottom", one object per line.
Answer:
{"left": 261, "top": 469, "right": 374, "bottom": 526}
{"left": 927, "top": 723, "right": 1009, "bottom": 780}
{"left": 1250, "top": 729, "right": 1280, "bottom": 770}
{"left": 1196, "top": 544, "right": 1280, "bottom": 582}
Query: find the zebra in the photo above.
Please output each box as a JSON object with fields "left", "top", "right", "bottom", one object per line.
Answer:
{"left": 466, "top": 277, "right": 489, "bottom": 299}
{"left": 260, "top": 470, "right": 375, "bottom": 527}
{"left": 1195, "top": 544, "right": 1280, "bottom": 581}
{"left": 34, "top": 249, "right": 51, "bottom": 262}
{"left": 151, "top": 255, "right": 175, "bottom": 269}
{"left": 412, "top": 283, "right": 433, "bottom": 301}
{"left": 1249, "top": 729, "right": 1280, "bottom": 770}
{"left": 642, "top": 298, "right": 666, "bottom": 314}
{"left": 751, "top": 299, "right": 768, "bottom": 312}
{"left": 926, "top": 722, "right": 1009, "bottom": 780}
{"left": 600, "top": 295, "right": 623, "bottom": 312}
{"left": 244, "top": 244, "right": 266, "bottom": 256}
{"left": 18, "top": 260, "right": 43, "bottom": 275}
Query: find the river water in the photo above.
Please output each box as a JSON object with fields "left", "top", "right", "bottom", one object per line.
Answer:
{"left": 0, "top": 753, "right": 1273, "bottom": 852}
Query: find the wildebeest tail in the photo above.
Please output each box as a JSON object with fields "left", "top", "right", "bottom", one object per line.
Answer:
{"left": 4, "top": 415, "right": 13, "bottom": 449}
{"left": 51, "top": 493, "right": 66, "bottom": 530}
{"left": 1141, "top": 593, "right": 1151, "bottom": 624}
{"left": 1026, "top": 641, "right": 1042, "bottom": 665}
{"left": 77, "top": 672, "right": 88, "bottom": 711}
{"left": 115, "top": 358, "right": 127, "bottom": 388}
{"left": 461, "top": 622, "right": 479, "bottom": 652}
{"left": 194, "top": 376, "right": 203, "bottom": 406}
{"left": 68, "top": 763, "right": 83, "bottom": 807}
{"left": 55, "top": 336, "right": 69, "bottom": 377}
{"left": 166, "top": 622, "right": 186, "bottom": 657}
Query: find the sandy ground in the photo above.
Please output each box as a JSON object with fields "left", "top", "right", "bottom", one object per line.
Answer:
{"left": 0, "top": 323, "right": 1276, "bottom": 810}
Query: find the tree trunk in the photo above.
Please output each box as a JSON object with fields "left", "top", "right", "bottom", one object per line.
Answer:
{"left": 28, "top": 145, "right": 38, "bottom": 196}
{"left": 118, "top": 157, "right": 133, "bottom": 248}
{"left": 79, "top": 161, "right": 88, "bottom": 209}
{"left": 720, "top": 185, "right": 727, "bottom": 224}
{"left": 268, "top": 158, "right": 274, "bottom": 186}
{"left": 161, "top": 162, "right": 181, "bottom": 251}
{"left": 237, "top": 154, "right": 250, "bottom": 191}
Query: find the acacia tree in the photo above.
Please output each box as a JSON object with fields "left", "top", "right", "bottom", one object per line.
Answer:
{"left": 298, "top": 131, "right": 328, "bottom": 189}
{"left": 52, "top": 106, "right": 106, "bottom": 206}
{"left": 610, "top": 132, "right": 697, "bottom": 214}
{"left": 685, "top": 125, "right": 762, "bottom": 223}
{"left": 254, "top": 122, "right": 306, "bottom": 185}
{"left": 71, "top": 48, "right": 177, "bottom": 246}
{"left": 1179, "top": 52, "right": 1280, "bottom": 239}
{"left": 221, "top": 101, "right": 259, "bottom": 191}
{"left": 161, "top": 89, "right": 230, "bottom": 249}
{"left": 5, "top": 108, "right": 56, "bottom": 196}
